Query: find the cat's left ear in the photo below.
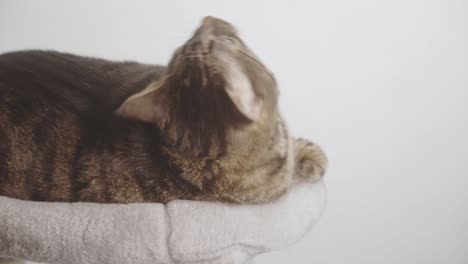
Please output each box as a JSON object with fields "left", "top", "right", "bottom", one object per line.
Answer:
{"left": 115, "top": 81, "right": 166, "bottom": 124}
{"left": 220, "top": 54, "right": 263, "bottom": 122}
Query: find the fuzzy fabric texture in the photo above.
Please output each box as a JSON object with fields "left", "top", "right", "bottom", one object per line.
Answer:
{"left": 0, "top": 180, "right": 326, "bottom": 264}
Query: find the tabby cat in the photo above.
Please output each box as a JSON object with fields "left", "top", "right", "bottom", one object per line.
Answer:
{"left": 0, "top": 16, "right": 327, "bottom": 204}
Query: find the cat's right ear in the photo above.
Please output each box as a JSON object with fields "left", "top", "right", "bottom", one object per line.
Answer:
{"left": 115, "top": 81, "right": 167, "bottom": 125}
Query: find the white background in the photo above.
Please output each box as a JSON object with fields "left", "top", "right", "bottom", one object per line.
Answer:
{"left": 1, "top": 0, "right": 467, "bottom": 263}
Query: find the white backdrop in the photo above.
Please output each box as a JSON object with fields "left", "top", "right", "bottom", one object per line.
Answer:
{"left": 1, "top": 1, "right": 467, "bottom": 263}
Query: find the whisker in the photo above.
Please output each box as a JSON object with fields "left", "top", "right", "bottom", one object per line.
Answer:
{"left": 238, "top": 50, "right": 275, "bottom": 80}
{"left": 181, "top": 55, "right": 205, "bottom": 59}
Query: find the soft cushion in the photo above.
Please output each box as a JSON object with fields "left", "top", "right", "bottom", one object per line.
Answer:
{"left": 0, "top": 180, "right": 326, "bottom": 264}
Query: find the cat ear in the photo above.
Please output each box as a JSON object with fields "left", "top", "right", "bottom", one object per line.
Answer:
{"left": 220, "top": 54, "right": 263, "bottom": 121}
{"left": 115, "top": 81, "right": 166, "bottom": 124}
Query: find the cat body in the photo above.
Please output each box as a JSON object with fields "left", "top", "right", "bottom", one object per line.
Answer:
{"left": 0, "top": 50, "right": 191, "bottom": 203}
{"left": 0, "top": 17, "right": 327, "bottom": 204}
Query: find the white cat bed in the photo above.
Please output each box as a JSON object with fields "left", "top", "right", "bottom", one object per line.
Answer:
{"left": 0, "top": 180, "right": 326, "bottom": 264}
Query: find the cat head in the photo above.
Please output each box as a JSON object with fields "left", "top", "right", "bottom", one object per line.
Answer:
{"left": 117, "top": 16, "right": 279, "bottom": 155}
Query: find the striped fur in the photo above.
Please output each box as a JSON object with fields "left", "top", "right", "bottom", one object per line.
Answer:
{"left": 0, "top": 17, "right": 327, "bottom": 204}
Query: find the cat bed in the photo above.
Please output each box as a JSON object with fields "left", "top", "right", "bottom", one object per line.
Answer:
{"left": 0, "top": 180, "right": 326, "bottom": 264}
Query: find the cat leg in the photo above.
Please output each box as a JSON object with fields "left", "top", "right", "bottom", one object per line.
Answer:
{"left": 0, "top": 258, "right": 26, "bottom": 264}
{"left": 293, "top": 138, "right": 328, "bottom": 182}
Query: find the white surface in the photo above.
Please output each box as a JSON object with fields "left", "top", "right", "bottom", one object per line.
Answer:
{"left": 1, "top": 0, "right": 467, "bottom": 263}
{"left": 1, "top": 181, "right": 326, "bottom": 264}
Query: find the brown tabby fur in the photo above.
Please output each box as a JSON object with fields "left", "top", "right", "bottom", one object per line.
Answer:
{"left": 0, "top": 17, "right": 327, "bottom": 204}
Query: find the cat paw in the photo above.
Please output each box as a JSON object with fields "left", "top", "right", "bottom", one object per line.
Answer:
{"left": 293, "top": 138, "right": 328, "bottom": 183}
